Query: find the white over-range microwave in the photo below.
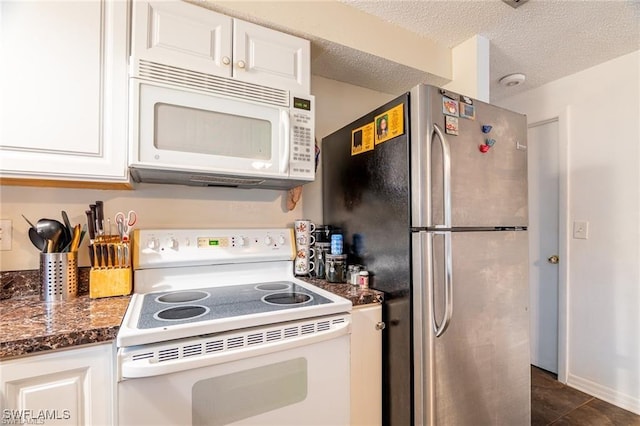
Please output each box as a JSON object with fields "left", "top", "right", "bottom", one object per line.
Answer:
{"left": 128, "top": 67, "right": 315, "bottom": 189}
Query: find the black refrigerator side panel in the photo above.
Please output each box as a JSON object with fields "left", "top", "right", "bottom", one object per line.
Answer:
{"left": 322, "top": 93, "right": 412, "bottom": 425}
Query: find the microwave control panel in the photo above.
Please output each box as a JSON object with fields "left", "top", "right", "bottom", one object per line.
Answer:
{"left": 290, "top": 95, "right": 315, "bottom": 179}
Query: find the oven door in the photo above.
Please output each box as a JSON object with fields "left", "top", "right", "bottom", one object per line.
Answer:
{"left": 129, "top": 79, "right": 290, "bottom": 178}
{"left": 117, "top": 316, "right": 350, "bottom": 426}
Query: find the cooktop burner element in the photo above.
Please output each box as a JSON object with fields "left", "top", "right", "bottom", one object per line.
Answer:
{"left": 154, "top": 305, "right": 210, "bottom": 321}
{"left": 255, "top": 283, "right": 291, "bottom": 291}
{"left": 263, "top": 292, "right": 312, "bottom": 305}
{"left": 156, "top": 290, "right": 210, "bottom": 304}
{"left": 136, "top": 281, "right": 333, "bottom": 330}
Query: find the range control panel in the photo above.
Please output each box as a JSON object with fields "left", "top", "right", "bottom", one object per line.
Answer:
{"left": 133, "top": 228, "right": 295, "bottom": 269}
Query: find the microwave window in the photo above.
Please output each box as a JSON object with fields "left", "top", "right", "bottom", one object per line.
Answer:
{"left": 155, "top": 103, "right": 271, "bottom": 160}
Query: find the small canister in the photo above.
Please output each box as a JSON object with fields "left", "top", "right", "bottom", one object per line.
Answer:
{"left": 326, "top": 254, "right": 347, "bottom": 283}
{"left": 358, "top": 270, "right": 369, "bottom": 289}
{"left": 330, "top": 234, "right": 343, "bottom": 255}
{"left": 349, "top": 264, "right": 362, "bottom": 285}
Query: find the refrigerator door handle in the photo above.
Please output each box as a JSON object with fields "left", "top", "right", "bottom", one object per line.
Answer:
{"left": 432, "top": 124, "right": 452, "bottom": 229}
{"left": 432, "top": 231, "right": 453, "bottom": 337}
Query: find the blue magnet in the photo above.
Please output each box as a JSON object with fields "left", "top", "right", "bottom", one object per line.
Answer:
{"left": 482, "top": 125, "right": 492, "bottom": 134}
{"left": 485, "top": 138, "right": 496, "bottom": 147}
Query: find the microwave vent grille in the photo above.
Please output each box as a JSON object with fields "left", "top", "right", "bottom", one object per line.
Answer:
{"left": 136, "top": 60, "right": 289, "bottom": 107}
{"left": 188, "top": 175, "right": 266, "bottom": 186}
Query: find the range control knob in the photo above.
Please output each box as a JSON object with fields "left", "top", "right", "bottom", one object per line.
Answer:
{"left": 264, "top": 235, "right": 273, "bottom": 246}
{"left": 278, "top": 235, "right": 286, "bottom": 245}
{"left": 146, "top": 238, "right": 159, "bottom": 250}
{"left": 236, "top": 237, "right": 246, "bottom": 247}
{"left": 167, "top": 238, "right": 179, "bottom": 250}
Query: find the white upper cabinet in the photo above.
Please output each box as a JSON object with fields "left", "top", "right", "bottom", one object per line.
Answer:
{"left": 0, "top": 0, "right": 129, "bottom": 186}
{"left": 132, "top": 1, "right": 310, "bottom": 94}
{"left": 132, "top": 1, "right": 233, "bottom": 78}
{"left": 233, "top": 19, "right": 310, "bottom": 93}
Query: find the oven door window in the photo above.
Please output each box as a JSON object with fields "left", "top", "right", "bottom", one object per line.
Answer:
{"left": 155, "top": 104, "right": 271, "bottom": 160}
{"left": 192, "top": 358, "right": 307, "bottom": 426}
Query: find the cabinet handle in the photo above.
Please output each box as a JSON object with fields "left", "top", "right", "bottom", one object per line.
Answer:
{"left": 375, "top": 321, "right": 386, "bottom": 331}
{"left": 237, "top": 60, "right": 246, "bottom": 69}
{"left": 222, "top": 56, "right": 231, "bottom": 66}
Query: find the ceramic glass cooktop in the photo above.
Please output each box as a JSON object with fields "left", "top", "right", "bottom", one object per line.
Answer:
{"left": 136, "top": 281, "right": 333, "bottom": 330}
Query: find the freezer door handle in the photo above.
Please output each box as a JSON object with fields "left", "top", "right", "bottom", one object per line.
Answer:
{"left": 432, "top": 231, "right": 453, "bottom": 337}
{"left": 432, "top": 124, "right": 452, "bottom": 229}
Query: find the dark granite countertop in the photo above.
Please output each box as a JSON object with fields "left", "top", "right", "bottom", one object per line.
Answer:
{"left": 0, "top": 269, "right": 382, "bottom": 360}
{"left": 301, "top": 277, "right": 384, "bottom": 306}
{"left": 0, "top": 294, "right": 130, "bottom": 359}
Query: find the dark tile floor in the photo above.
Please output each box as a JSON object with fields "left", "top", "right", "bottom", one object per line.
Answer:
{"left": 531, "top": 366, "right": 640, "bottom": 425}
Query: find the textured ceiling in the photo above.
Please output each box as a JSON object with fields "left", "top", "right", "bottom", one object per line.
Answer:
{"left": 338, "top": 0, "right": 640, "bottom": 101}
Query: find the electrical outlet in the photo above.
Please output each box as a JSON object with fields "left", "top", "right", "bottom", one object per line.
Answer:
{"left": 573, "top": 220, "right": 589, "bottom": 239}
{"left": 0, "top": 219, "right": 12, "bottom": 250}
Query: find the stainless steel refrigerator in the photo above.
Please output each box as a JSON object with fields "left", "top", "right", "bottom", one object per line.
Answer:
{"left": 322, "top": 84, "right": 530, "bottom": 425}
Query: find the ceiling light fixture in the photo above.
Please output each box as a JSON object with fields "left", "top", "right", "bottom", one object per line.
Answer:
{"left": 499, "top": 73, "right": 526, "bottom": 87}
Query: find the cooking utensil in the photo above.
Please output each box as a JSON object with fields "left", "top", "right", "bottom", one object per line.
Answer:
{"left": 70, "top": 224, "right": 82, "bottom": 252}
{"left": 61, "top": 210, "right": 73, "bottom": 244}
{"left": 28, "top": 227, "right": 46, "bottom": 251}
{"left": 36, "top": 219, "right": 67, "bottom": 253}
{"left": 115, "top": 210, "right": 137, "bottom": 242}
{"left": 21, "top": 214, "right": 36, "bottom": 229}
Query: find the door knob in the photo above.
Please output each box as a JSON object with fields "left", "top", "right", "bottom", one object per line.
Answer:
{"left": 548, "top": 255, "right": 559, "bottom": 264}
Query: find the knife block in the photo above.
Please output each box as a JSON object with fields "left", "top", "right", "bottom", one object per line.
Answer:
{"left": 89, "top": 268, "right": 132, "bottom": 299}
{"left": 89, "top": 239, "right": 132, "bottom": 299}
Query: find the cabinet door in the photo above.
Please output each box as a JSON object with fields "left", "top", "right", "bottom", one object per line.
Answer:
{"left": 351, "top": 304, "right": 383, "bottom": 426}
{"left": 233, "top": 19, "right": 310, "bottom": 94}
{"left": 132, "top": 1, "right": 233, "bottom": 78}
{"left": 0, "top": 343, "right": 115, "bottom": 426}
{"left": 0, "top": 0, "right": 129, "bottom": 184}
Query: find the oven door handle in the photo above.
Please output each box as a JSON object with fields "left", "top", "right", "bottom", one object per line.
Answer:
{"left": 120, "top": 319, "right": 350, "bottom": 379}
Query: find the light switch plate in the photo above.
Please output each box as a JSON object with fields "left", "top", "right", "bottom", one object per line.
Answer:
{"left": 0, "top": 219, "right": 12, "bottom": 250}
{"left": 573, "top": 220, "right": 589, "bottom": 239}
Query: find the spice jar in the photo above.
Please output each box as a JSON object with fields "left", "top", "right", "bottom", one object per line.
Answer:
{"left": 326, "top": 254, "right": 347, "bottom": 283}
{"left": 348, "top": 264, "right": 362, "bottom": 285}
{"left": 358, "top": 270, "right": 369, "bottom": 288}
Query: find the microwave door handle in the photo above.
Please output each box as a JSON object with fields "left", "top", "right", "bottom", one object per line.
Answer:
{"left": 280, "top": 110, "right": 291, "bottom": 174}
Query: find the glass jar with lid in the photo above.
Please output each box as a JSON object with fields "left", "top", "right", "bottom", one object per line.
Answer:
{"left": 325, "top": 254, "right": 347, "bottom": 283}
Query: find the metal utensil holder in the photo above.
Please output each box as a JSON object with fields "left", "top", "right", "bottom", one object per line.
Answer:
{"left": 40, "top": 252, "right": 78, "bottom": 301}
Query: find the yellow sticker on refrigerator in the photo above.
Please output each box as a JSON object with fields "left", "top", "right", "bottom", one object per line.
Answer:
{"left": 375, "top": 104, "right": 405, "bottom": 145}
{"left": 351, "top": 123, "right": 375, "bottom": 156}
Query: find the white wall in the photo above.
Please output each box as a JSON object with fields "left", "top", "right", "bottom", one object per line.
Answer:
{"left": 498, "top": 50, "right": 640, "bottom": 414}
{"left": 0, "top": 75, "right": 393, "bottom": 272}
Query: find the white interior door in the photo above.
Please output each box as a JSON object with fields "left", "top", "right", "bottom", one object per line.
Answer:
{"left": 528, "top": 120, "right": 560, "bottom": 373}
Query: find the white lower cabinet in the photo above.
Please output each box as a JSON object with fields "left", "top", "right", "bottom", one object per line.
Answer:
{"left": 0, "top": 343, "right": 115, "bottom": 426}
{"left": 351, "top": 303, "right": 383, "bottom": 426}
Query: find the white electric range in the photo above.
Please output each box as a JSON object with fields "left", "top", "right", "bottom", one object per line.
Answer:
{"left": 117, "top": 228, "right": 352, "bottom": 426}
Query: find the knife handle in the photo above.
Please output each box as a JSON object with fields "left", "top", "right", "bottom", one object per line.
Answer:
{"left": 95, "top": 201, "right": 104, "bottom": 235}
{"left": 85, "top": 210, "right": 96, "bottom": 241}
